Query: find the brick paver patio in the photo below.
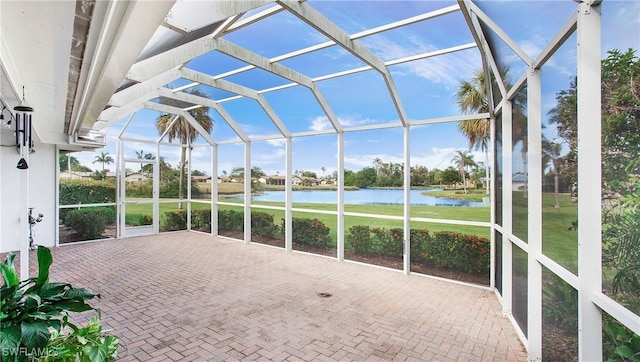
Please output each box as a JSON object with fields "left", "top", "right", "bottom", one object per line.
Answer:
{"left": 22, "top": 232, "right": 526, "bottom": 361}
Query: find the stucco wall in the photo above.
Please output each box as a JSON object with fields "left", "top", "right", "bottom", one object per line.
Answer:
{"left": 0, "top": 129, "right": 56, "bottom": 253}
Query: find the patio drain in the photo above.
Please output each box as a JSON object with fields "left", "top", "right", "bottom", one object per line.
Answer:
{"left": 317, "top": 292, "right": 332, "bottom": 298}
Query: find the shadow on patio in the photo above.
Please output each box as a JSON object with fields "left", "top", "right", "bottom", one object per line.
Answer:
{"left": 31, "top": 232, "right": 526, "bottom": 361}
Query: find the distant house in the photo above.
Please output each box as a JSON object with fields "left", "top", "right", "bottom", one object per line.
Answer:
{"left": 125, "top": 172, "right": 148, "bottom": 182}
{"left": 59, "top": 171, "right": 93, "bottom": 180}
{"left": 259, "top": 175, "right": 286, "bottom": 185}
{"left": 512, "top": 173, "right": 527, "bottom": 191}
{"left": 192, "top": 175, "right": 211, "bottom": 183}
{"left": 217, "top": 176, "right": 232, "bottom": 183}
{"left": 292, "top": 176, "right": 303, "bottom": 186}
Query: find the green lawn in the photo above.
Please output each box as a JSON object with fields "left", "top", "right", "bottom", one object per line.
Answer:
{"left": 510, "top": 192, "right": 578, "bottom": 274}
{"left": 421, "top": 189, "right": 489, "bottom": 202}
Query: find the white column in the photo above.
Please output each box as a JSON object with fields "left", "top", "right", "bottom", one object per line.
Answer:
{"left": 118, "top": 139, "right": 125, "bottom": 238}
{"left": 153, "top": 143, "right": 160, "bottom": 234}
{"left": 577, "top": 1, "right": 602, "bottom": 359}
{"left": 527, "top": 67, "right": 543, "bottom": 360}
{"left": 244, "top": 141, "right": 251, "bottom": 245}
{"left": 489, "top": 117, "right": 495, "bottom": 290}
{"left": 211, "top": 145, "right": 218, "bottom": 237}
{"left": 502, "top": 100, "right": 513, "bottom": 316}
{"left": 187, "top": 144, "right": 192, "bottom": 231}
{"left": 55, "top": 145, "right": 60, "bottom": 247}
{"left": 403, "top": 127, "right": 411, "bottom": 275}
{"left": 285, "top": 138, "right": 293, "bottom": 252}
{"left": 337, "top": 133, "right": 345, "bottom": 261}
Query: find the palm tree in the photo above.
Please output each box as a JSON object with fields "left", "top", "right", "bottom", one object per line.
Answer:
{"left": 156, "top": 89, "right": 213, "bottom": 209}
{"left": 456, "top": 70, "right": 490, "bottom": 194}
{"left": 372, "top": 157, "right": 383, "bottom": 176}
{"left": 543, "top": 139, "right": 562, "bottom": 208}
{"left": 452, "top": 150, "right": 476, "bottom": 193}
{"left": 93, "top": 151, "right": 114, "bottom": 172}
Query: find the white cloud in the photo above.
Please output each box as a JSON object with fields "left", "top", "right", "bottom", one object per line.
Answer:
{"left": 309, "top": 116, "right": 333, "bottom": 131}
{"left": 360, "top": 35, "right": 479, "bottom": 85}
{"left": 410, "top": 147, "right": 485, "bottom": 170}
{"left": 308, "top": 115, "right": 379, "bottom": 131}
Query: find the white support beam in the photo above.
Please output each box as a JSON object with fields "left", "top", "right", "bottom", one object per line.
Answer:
{"left": 127, "top": 37, "right": 217, "bottom": 83}
{"left": 125, "top": 0, "right": 273, "bottom": 83}
{"left": 213, "top": 38, "right": 343, "bottom": 131}
{"left": 256, "top": 96, "right": 291, "bottom": 138}
{"left": 464, "top": 8, "right": 508, "bottom": 101}
{"left": 310, "top": 85, "right": 343, "bottom": 133}
{"left": 285, "top": 138, "right": 293, "bottom": 252}
{"left": 534, "top": 13, "right": 577, "bottom": 69}
{"left": 157, "top": 115, "right": 181, "bottom": 143}
{"left": 142, "top": 102, "right": 216, "bottom": 146}
{"left": 403, "top": 127, "right": 411, "bottom": 275}
{"left": 157, "top": 87, "right": 249, "bottom": 142}
{"left": 502, "top": 100, "right": 513, "bottom": 317}
{"left": 489, "top": 115, "right": 496, "bottom": 291}
{"left": 108, "top": 69, "right": 182, "bottom": 107}
{"left": 278, "top": 0, "right": 386, "bottom": 72}
{"left": 179, "top": 69, "right": 291, "bottom": 137}
{"left": 527, "top": 67, "right": 543, "bottom": 361}
{"left": 71, "top": 1, "right": 177, "bottom": 135}
{"left": 212, "top": 144, "right": 219, "bottom": 237}
{"left": 576, "top": 2, "right": 602, "bottom": 359}
{"left": 467, "top": 1, "right": 533, "bottom": 66}
{"left": 244, "top": 141, "right": 252, "bottom": 245}
{"left": 278, "top": 0, "right": 409, "bottom": 126}
{"left": 215, "top": 38, "right": 313, "bottom": 87}
{"left": 337, "top": 133, "right": 345, "bottom": 261}
{"left": 153, "top": 143, "right": 160, "bottom": 234}
{"left": 99, "top": 88, "right": 162, "bottom": 124}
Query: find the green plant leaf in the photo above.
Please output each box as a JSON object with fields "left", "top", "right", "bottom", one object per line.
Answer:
{"left": 1, "top": 253, "right": 19, "bottom": 288}
{"left": 0, "top": 324, "right": 21, "bottom": 351}
{"left": 84, "top": 344, "right": 108, "bottom": 362}
{"left": 614, "top": 345, "right": 634, "bottom": 358}
{"left": 39, "top": 282, "right": 70, "bottom": 299}
{"left": 23, "top": 294, "right": 42, "bottom": 311}
{"left": 20, "top": 320, "right": 50, "bottom": 350}
{"left": 36, "top": 246, "right": 53, "bottom": 286}
{"left": 63, "top": 287, "right": 99, "bottom": 301}
{"left": 52, "top": 300, "right": 95, "bottom": 313}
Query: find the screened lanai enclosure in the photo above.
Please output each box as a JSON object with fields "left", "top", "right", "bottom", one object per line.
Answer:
{"left": 0, "top": 0, "right": 638, "bottom": 360}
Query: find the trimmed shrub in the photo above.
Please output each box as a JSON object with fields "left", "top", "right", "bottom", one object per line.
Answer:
{"left": 347, "top": 225, "right": 372, "bottom": 255}
{"left": 138, "top": 214, "right": 153, "bottom": 226}
{"left": 192, "top": 209, "right": 211, "bottom": 230}
{"left": 285, "top": 217, "right": 331, "bottom": 248}
{"left": 64, "top": 208, "right": 108, "bottom": 240}
{"left": 409, "top": 229, "right": 431, "bottom": 263}
{"left": 59, "top": 179, "right": 115, "bottom": 205}
{"left": 251, "top": 211, "right": 277, "bottom": 238}
{"left": 163, "top": 210, "right": 187, "bottom": 231}
{"left": 218, "top": 209, "right": 243, "bottom": 232}
{"left": 426, "top": 231, "right": 490, "bottom": 274}
{"left": 382, "top": 227, "right": 404, "bottom": 257}
{"left": 82, "top": 206, "right": 115, "bottom": 225}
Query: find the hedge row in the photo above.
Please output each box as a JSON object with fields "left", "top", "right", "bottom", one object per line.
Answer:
{"left": 158, "top": 209, "right": 489, "bottom": 274}
{"left": 162, "top": 209, "right": 328, "bottom": 246}
{"left": 346, "top": 225, "right": 489, "bottom": 274}
{"left": 59, "top": 180, "right": 116, "bottom": 205}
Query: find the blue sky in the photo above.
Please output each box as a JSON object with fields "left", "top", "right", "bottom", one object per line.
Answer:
{"left": 71, "top": 0, "right": 639, "bottom": 178}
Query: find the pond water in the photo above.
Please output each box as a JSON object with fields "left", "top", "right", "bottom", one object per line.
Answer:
{"left": 227, "top": 189, "right": 484, "bottom": 207}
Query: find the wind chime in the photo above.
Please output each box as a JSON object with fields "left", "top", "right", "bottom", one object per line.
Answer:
{"left": 14, "top": 86, "right": 34, "bottom": 169}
